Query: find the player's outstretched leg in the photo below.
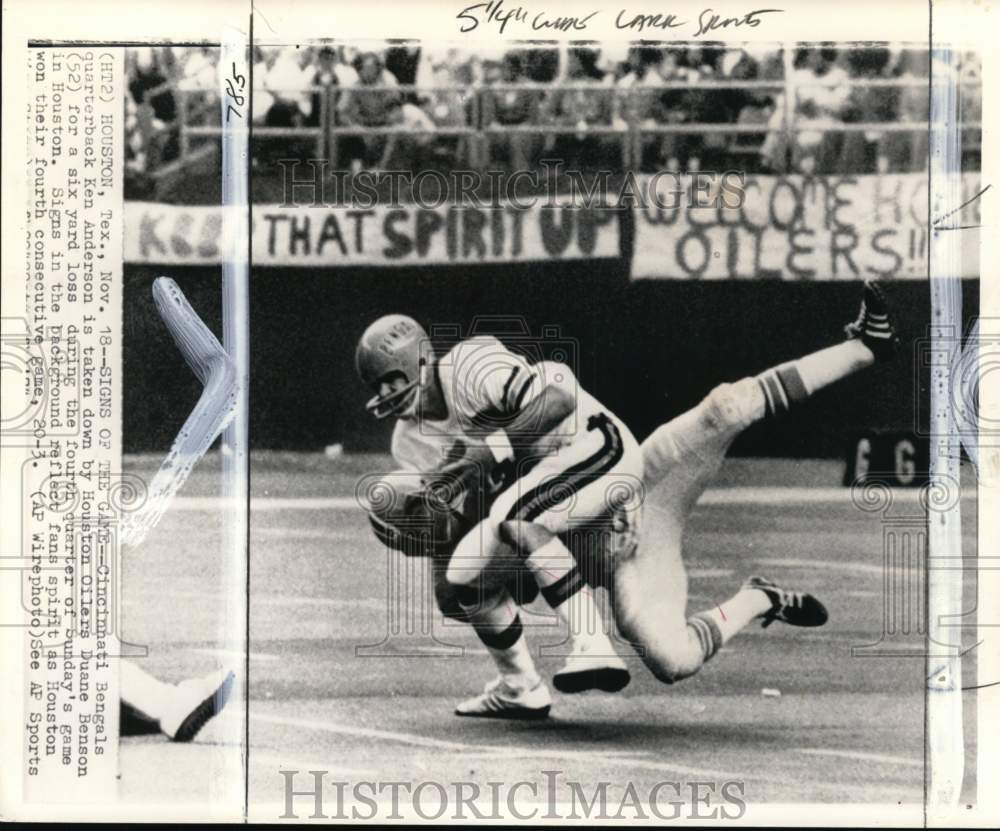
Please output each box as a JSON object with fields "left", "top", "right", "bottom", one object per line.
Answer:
{"left": 616, "top": 567, "right": 829, "bottom": 685}
{"left": 120, "top": 661, "right": 236, "bottom": 741}
{"left": 753, "top": 278, "right": 899, "bottom": 423}
{"left": 643, "top": 278, "right": 900, "bottom": 505}
{"left": 619, "top": 280, "right": 894, "bottom": 684}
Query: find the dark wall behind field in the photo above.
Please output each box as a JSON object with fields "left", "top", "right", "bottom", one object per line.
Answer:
{"left": 123, "top": 263, "right": 979, "bottom": 458}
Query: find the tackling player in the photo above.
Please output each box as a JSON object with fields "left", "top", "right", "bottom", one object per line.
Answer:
{"left": 358, "top": 280, "right": 897, "bottom": 717}
{"left": 611, "top": 280, "right": 897, "bottom": 684}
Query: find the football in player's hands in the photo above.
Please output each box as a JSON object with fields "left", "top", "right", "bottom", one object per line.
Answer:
{"left": 366, "top": 469, "right": 470, "bottom": 557}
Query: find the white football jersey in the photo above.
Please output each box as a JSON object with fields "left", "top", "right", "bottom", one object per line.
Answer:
{"left": 391, "top": 335, "right": 630, "bottom": 474}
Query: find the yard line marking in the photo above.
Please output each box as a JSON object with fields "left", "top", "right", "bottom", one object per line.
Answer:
{"left": 696, "top": 487, "right": 975, "bottom": 505}
{"left": 163, "top": 486, "right": 976, "bottom": 513}
{"left": 795, "top": 748, "right": 924, "bottom": 768}
{"left": 688, "top": 568, "right": 734, "bottom": 579}
{"left": 252, "top": 714, "right": 746, "bottom": 780}
{"left": 754, "top": 557, "right": 886, "bottom": 576}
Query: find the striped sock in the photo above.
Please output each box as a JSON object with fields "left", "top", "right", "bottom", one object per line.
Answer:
{"left": 459, "top": 587, "right": 540, "bottom": 690}
{"left": 527, "top": 538, "right": 613, "bottom": 652}
{"left": 755, "top": 340, "right": 873, "bottom": 419}
{"left": 687, "top": 613, "right": 724, "bottom": 663}
{"left": 701, "top": 587, "right": 772, "bottom": 643}
{"left": 755, "top": 363, "right": 809, "bottom": 418}
{"left": 527, "top": 537, "right": 586, "bottom": 608}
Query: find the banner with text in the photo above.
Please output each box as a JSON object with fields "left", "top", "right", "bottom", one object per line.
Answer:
{"left": 124, "top": 202, "right": 620, "bottom": 266}
{"left": 631, "top": 173, "right": 981, "bottom": 280}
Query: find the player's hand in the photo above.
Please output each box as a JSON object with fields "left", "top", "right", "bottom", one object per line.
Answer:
{"left": 428, "top": 444, "right": 495, "bottom": 495}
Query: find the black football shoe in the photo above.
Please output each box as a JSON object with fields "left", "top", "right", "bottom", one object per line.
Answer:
{"left": 844, "top": 279, "right": 900, "bottom": 362}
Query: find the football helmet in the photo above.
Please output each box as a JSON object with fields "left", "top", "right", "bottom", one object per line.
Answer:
{"left": 355, "top": 314, "right": 428, "bottom": 419}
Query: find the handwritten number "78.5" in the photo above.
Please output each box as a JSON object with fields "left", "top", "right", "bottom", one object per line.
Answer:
{"left": 225, "top": 62, "right": 246, "bottom": 123}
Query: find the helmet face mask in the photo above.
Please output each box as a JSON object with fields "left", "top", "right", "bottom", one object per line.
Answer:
{"left": 366, "top": 370, "right": 422, "bottom": 420}
{"left": 356, "top": 314, "right": 430, "bottom": 420}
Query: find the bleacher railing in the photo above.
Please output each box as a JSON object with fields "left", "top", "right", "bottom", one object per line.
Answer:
{"left": 138, "top": 75, "right": 983, "bottom": 176}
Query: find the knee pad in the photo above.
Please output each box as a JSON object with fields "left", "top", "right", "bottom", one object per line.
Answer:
{"left": 434, "top": 580, "right": 470, "bottom": 622}
{"left": 702, "top": 378, "right": 763, "bottom": 431}
{"left": 437, "top": 578, "right": 507, "bottom": 621}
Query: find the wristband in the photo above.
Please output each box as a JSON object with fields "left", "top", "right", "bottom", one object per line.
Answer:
{"left": 484, "top": 429, "right": 515, "bottom": 463}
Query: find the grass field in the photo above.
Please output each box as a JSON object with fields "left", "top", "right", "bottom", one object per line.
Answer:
{"left": 118, "top": 451, "right": 979, "bottom": 820}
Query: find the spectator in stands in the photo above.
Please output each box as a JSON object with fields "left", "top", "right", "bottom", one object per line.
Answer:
{"left": 252, "top": 47, "right": 279, "bottom": 125}
{"left": 615, "top": 44, "right": 662, "bottom": 121}
{"left": 547, "top": 46, "right": 616, "bottom": 168}
{"left": 722, "top": 48, "right": 776, "bottom": 173}
{"left": 384, "top": 40, "right": 422, "bottom": 98}
{"left": 959, "top": 51, "right": 982, "bottom": 170}
{"left": 378, "top": 98, "right": 436, "bottom": 170}
{"left": 175, "top": 45, "right": 219, "bottom": 128}
{"left": 596, "top": 42, "right": 632, "bottom": 83}
{"left": 523, "top": 45, "right": 561, "bottom": 83}
{"left": 481, "top": 50, "right": 543, "bottom": 170}
{"left": 263, "top": 46, "right": 316, "bottom": 127}
{"left": 644, "top": 47, "right": 688, "bottom": 169}
{"left": 614, "top": 44, "right": 665, "bottom": 151}
{"left": 676, "top": 43, "right": 731, "bottom": 168}
{"left": 129, "top": 47, "right": 177, "bottom": 122}
{"left": 837, "top": 46, "right": 894, "bottom": 173}
{"left": 717, "top": 47, "right": 758, "bottom": 122}
{"left": 411, "top": 47, "right": 477, "bottom": 169}
{"left": 882, "top": 49, "right": 930, "bottom": 172}
{"left": 126, "top": 48, "right": 180, "bottom": 172}
{"left": 308, "top": 46, "right": 334, "bottom": 128}
{"left": 176, "top": 45, "right": 218, "bottom": 91}
{"left": 340, "top": 51, "right": 400, "bottom": 168}
{"left": 124, "top": 93, "right": 155, "bottom": 198}
{"left": 761, "top": 46, "right": 849, "bottom": 173}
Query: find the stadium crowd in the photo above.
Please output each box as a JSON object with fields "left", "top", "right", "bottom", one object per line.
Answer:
{"left": 125, "top": 41, "right": 981, "bottom": 193}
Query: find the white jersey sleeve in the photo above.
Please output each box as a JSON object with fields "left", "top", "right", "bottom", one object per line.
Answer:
{"left": 442, "top": 336, "right": 542, "bottom": 425}
{"left": 390, "top": 421, "right": 435, "bottom": 473}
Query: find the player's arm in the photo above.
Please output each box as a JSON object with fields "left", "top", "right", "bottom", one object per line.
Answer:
{"left": 432, "top": 356, "right": 578, "bottom": 492}
{"left": 486, "top": 380, "right": 575, "bottom": 449}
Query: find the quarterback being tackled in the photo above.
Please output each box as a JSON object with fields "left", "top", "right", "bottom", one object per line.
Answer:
{"left": 358, "top": 280, "right": 898, "bottom": 719}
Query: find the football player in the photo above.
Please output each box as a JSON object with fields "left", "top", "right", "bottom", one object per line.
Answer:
{"left": 358, "top": 280, "right": 897, "bottom": 715}
{"left": 356, "top": 316, "right": 643, "bottom": 719}
{"left": 611, "top": 280, "right": 897, "bottom": 684}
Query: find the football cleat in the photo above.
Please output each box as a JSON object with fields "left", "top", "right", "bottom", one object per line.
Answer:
{"left": 743, "top": 576, "right": 829, "bottom": 629}
{"left": 455, "top": 677, "right": 552, "bottom": 720}
{"left": 553, "top": 645, "right": 631, "bottom": 694}
{"left": 844, "top": 279, "right": 900, "bottom": 362}
{"left": 161, "top": 669, "right": 236, "bottom": 742}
